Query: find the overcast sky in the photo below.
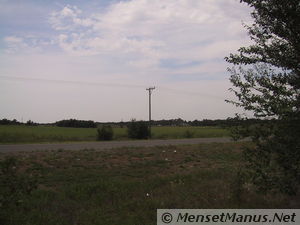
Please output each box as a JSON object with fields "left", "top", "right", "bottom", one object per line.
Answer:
{"left": 0, "top": 0, "right": 253, "bottom": 123}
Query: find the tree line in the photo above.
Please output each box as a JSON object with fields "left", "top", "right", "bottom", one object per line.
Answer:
{"left": 0, "top": 119, "right": 37, "bottom": 126}
{"left": 55, "top": 119, "right": 97, "bottom": 128}
{"left": 0, "top": 117, "right": 263, "bottom": 128}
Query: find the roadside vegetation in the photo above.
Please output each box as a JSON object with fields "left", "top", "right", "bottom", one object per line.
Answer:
{"left": 97, "top": 125, "right": 114, "bottom": 141}
{"left": 1, "top": 142, "right": 298, "bottom": 225}
{"left": 0, "top": 125, "right": 230, "bottom": 144}
{"left": 127, "top": 120, "right": 150, "bottom": 139}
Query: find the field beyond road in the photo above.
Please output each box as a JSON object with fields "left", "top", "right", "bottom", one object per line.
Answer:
{"left": 0, "top": 125, "right": 230, "bottom": 144}
{"left": 1, "top": 142, "right": 298, "bottom": 225}
{"left": 0, "top": 137, "right": 234, "bottom": 153}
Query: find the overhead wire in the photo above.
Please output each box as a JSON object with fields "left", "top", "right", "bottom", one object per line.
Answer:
{"left": 0, "top": 75, "right": 226, "bottom": 101}
{"left": 0, "top": 75, "right": 145, "bottom": 89}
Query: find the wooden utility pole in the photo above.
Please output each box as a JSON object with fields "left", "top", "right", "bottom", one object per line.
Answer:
{"left": 146, "top": 87, "right": 155, "bottom": 137}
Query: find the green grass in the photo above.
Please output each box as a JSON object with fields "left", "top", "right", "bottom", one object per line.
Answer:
{"left": 0, "top": 142, "right": 298, "bottom": 225}
{"left": 151, "top": 126, "right": 230, "bottom": 139}
{"left": 0, "top": 125, "right": 230, "bottom": 143}
{"left": 0, "top": 125, "right": 97, "bottom": 143}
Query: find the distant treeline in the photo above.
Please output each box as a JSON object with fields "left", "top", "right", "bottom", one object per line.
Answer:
{"left": 0, "top": 117, "right": 262, "bottom": 128}
{"left": 56, "top": 119, "right": 97, "bottom": 128}
{"left": 104, "top": 118, "right": 262, "bottom": 128}
{"left": 0, "top": 118, "right": 37, "bottom": 126}
{"left": 0, "top": 118, "right": 21, "bottom": 125}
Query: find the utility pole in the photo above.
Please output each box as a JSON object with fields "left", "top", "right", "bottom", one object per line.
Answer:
{"left": 146, "top": 87, "right": 155, "bottom": 137}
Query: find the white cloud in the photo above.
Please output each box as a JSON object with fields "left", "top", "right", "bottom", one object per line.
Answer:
{"left": 3, "top": 35, "right": 53, "bottom": 54}
{"left": 49, "top": 5, "right": 94, "bottom": 31}
{"left": 4, "top": 36, "right": 29, "bottom": 53}
{"left": 61, "top": 5, "right": 80, "bottom": 17}
{"left": 4, "top": 36, "right": 23, "bottom": 43}
{"left": 49, "top": 0, "right": 252, "bottom": 69}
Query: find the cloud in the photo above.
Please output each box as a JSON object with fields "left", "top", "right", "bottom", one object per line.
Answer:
{"left": 4, "top": 36, "right": 23, "bottom": 43}
{"left": 3, "top": 35, "right": 54, "bottom": 54}
{"left": 4, "top": 36, "right": 33, "bottom": 53}
{"left": 49, "top": 5, "right": 95, "bottom": 31}
{"left": 2, "top": 0, "right": 253, "bottom": 84}
{"left": 48, "top": 0, "right": 252, "bottom": 70}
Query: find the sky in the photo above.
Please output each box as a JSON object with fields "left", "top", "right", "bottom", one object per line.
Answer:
{"left": 0, "top": 0, "right": 253, "bottom": 123}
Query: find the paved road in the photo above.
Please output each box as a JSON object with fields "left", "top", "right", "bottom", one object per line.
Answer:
{"left": 0, "top": 138, "right": 237, "bottom": 153}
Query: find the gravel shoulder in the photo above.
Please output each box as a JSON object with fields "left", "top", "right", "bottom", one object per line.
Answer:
{"left": 0, "top": 138, "right": 240, "bottom": 153}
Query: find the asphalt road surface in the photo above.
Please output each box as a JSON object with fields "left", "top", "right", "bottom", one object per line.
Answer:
{"left": 0, "top": 137, "right": 238, "bottom": 153}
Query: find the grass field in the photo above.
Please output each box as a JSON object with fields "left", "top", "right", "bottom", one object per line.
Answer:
{"left": 1, "top": 142, "right": 298, "bottom": 225}
{"left": 0, "top": 125, "right": 230, "bottom": 143}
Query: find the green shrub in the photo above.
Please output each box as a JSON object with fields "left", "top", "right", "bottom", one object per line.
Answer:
{"left": 183, "top": 130, "right": 194, "bottom": 138}
{"left": 97, "top": 125, "right": 114, "bottom": 141}
{"left": 127, "top": 119, "right": 150, "bottom": 139}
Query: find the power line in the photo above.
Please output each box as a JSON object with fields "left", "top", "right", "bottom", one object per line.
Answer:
{"left": 0, "top": 75, "right": 225, "bottom": 100}
{"left": 0, "top": 75, "right": 146, "bottom": 89}
{"left": 158, "top": 87, "right": 225, "bottom": 100}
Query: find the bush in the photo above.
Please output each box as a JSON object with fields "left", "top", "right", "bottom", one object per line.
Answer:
{"left": 183, "top": 130, "right": 194, "bottom": 138}
{"left": 97, "top": 125, "right": 114, "bottom": 141}
{"left": 127, "top": 119, "right": 150, "bottom": 139}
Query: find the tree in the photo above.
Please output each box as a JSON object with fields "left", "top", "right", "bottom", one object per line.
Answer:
{"left": 26, "top": 120, "right": 37, "bottom": 126}
{"left": 225, "top": 0, "right": 300, "bottom": 194}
